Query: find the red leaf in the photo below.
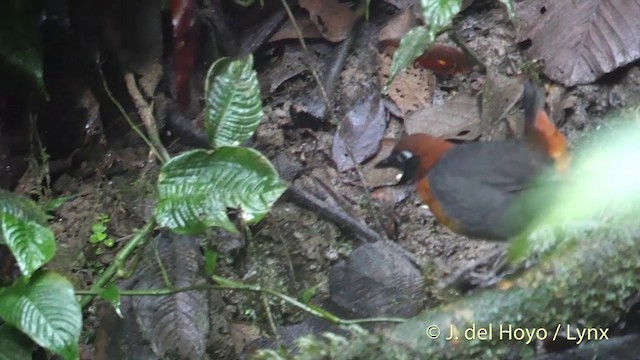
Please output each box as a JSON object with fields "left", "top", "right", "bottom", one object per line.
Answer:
{"left": 415, "top": 44, "right": 474, "bottom": 76}
{"left": 381, "top": 41, "right": 474, "bottom": 77}
{"left": 171, "top": 0, "right": 200, "bottom": 111}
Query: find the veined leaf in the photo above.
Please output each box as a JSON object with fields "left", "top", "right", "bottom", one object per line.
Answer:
{"left": 0, "top": 213, "right": 56, "bottom": 278}
{"left": 98, "top": 283, "right": 122, "bottom": 318}
{"left": 388, "top": 0, "right": 463, "bottom": 87}
{"left": 388, "top": 26, "right": 430, "bottom": 88}
{"left": 0, "top": 188, "right": 48, "bottom": 225}
{"left": 156, "top": 147, "right": 287, "bottom": 234}
{"left": 0, "top": 324, "right": 34, "bottom": 360}
{"left": 0, "top": 272, "right": 81, "bottom": 360}
{"left": 420, "top": 0, "right": 462, "bottom": 39}
{"left": 205, "top": 55, "right": 263, "bottom": 148}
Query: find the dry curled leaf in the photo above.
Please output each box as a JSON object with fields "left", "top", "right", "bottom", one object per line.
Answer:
{"left": 329, "top": 241, "right": 423, "bottom": 318}
{"left": 517, "top": 0, "right": 640, "bottom": 86}
{"left": 131, "top": 232, "right": 210, "bottom": 359}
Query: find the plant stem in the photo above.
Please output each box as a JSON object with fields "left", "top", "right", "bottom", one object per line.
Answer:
{"left": 76, "top": 274, "right": 406, "bottom": 326}
{"left": 79, "top": 220, "right": 156, "bottom": 308}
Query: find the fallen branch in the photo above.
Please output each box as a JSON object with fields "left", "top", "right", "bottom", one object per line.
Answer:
{"left": 124, "top": 73, "right": 170, "bottom": 162}
{"left": 283, "top": 185, "right": 384, "bottom": 243}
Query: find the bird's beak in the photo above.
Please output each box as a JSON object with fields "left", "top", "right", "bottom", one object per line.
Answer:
{"left": 374, "top": 155, "right": 398, "bottom": 169}
{"left": 375, "top": 152, "right": 418, "bottom": 185}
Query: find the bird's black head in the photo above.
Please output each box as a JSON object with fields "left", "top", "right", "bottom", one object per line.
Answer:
{"left": 375, "top": 133, "right": 454, "bottom": 185}
{"left": 375, "top": 150, "right": 420, "bottom": 185}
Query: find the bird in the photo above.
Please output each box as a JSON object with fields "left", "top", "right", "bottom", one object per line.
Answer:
{"left": 375, "top": 81, "right": 570, "bottom": 240}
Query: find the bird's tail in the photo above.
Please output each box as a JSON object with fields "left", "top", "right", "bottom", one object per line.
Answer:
{"left": 522, "top": 80, "right": 570, "bottom": 173}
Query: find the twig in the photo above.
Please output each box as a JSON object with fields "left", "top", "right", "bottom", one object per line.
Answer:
{"left": 278, "top": 232, "right": 298, "bottom": 289}
{"left": 124, "top": 73, "right": 171, "bottom": 162}
{"left": 313, "top": 177, "right": 358, "bottom": 217}
{"left": 100, "top": 68, "right": 156, "bottom": 153}
{"left": 344, "top": 144, "right": 390, "bottom": 242}
{"left": 262, "top": 294, "right": 281, "bottom": 347}
{"left": 153, "top": 239, "right": 173, "bottom": 288}
{"left": 238, "top": 5, "right": 288, "bottom": 55}
{"left": 279, "top": 0, "right": 336, "bottom": 123}
{"left": 313, "top": 173, "right": 389, "bottom": 243}
{"left": 284, "top": 185, "right": 384, "bottom": 243}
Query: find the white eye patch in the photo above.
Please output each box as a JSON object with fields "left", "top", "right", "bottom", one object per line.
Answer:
{"left": 399, "top": 150, "right": 414, "bottom": 161}
{"left": 394, "top": 151, "right": 415, "bottom": 181}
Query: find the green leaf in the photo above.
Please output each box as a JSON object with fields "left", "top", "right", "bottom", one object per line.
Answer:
{"left": 98, "top": 283, "right": 122, "bottom": 318}
{"left": 421, "top": 0, "right": 462, "bottom": 38}
{"left": 0, "top": 271, "right": 81, "bottom": 360}
{"left": 204, "top": 244, "right": 218, "bottom": 277}
{"left": 301, "top": 285, "right": 319, "bottom": 304}
{"left": 387, "top": 26, "right": 430, "bottom": 89}
{"left": 42, "top": 194, "right": 78, "bottom": 213}
{"left": 156, "top": 148, "right": 287, "bottom": 234}
{"left": 0, "top": 188, "right": 49, "bottom": 225}
{"left": 104, "top": 237, "right": 115, "bottom": 247}
{"left": 387, "top": 0, "right": 464, "bottom": 86}
{"left": 0, "top": 213, "right": 56, "bottom": 278}
{"left": 0, "top": 0, "right": 45, "bottom": 94}
{"left": 0, "top": 324, "right": 34, "bottom": 360}
{"left": 205, "top": 54, "right": 263, "bottom": 148}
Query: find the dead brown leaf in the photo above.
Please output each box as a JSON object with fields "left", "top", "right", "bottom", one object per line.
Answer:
{"left": 377, "top": 51, "right": 435, "bottom": 117}
{"left": 405, "top": 94, "right": 481, "bottom": 141}
{"left": 377, "top": 9, "right": 418, "bottom": 48}
{"left": 332, "top": 94, "right": 386, "bottom": 172}
{"left": 480, "top": 72, "right": 524, "bottom": 140}
{"left": 268, "top": 16, "right": 323, "bottom": 43}
{"left": 299, "top": 0, "right": 358, "bottom": 42}
{"left": 371, "top": 185, "right": 412, "bottom": 204}
{"left": 230, "top": 323, "right": 261, "bottom": 355}
{"left": 259, "top": 44, "right": 331, "bottom": 94}
{"left": 517, "top": 0, "right": 640, "bottom": 86}
{"left": 415, "top": 44, "right": 475, "bottom": 76}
